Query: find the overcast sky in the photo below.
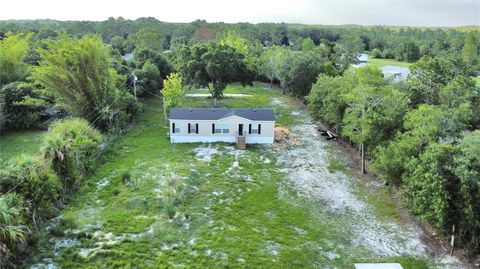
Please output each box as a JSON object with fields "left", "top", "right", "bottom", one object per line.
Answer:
{"left": 2, "top": 0, "right": 479, "bottom": 27}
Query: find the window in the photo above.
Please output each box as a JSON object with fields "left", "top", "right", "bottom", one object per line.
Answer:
{"left": 213, "top": 123, "right": 229, "bottom": 134}
{"left": 173, "top": 123, "right": 180, "bottom": 133}
{"left": 214, "top": 124, "right": 221, "bottom": 134}
{"left": 250, "top": 124, "right": 261, "bottom": 134}
{"left": 188, "top": 123, "right": 199, "bottom": 134}
{"left": 222, "top": 124, "right": 229, "bottom": 134}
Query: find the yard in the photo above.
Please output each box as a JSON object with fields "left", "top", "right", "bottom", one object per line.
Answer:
{"left": 0, "top": 130, "right": 46, "bottom": 165}
{"left": 367, "top": 58, "right": 412, "bottom": 69}
{"left": 25, "top": 83, "right": 461, "bottom": 268}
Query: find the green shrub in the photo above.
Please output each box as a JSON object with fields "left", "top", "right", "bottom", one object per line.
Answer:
{"left": 121, "top": 171, "right": 132, "bottom": 184}
{"left": 371, "top": 48, "right": 382, "bottom": 58}
{"left": 40, "top": 118, "right": 102, "bottom": 196}
{"left": 0, "top": 193, "right": 28, "bottom": 263}
{"left": 0, "top": 82, "right": 52, "bottom": 131}
{"left": 49, "top": 223, "right": 65, "bottom": 237}
{"left": 0, "top": 155, "right": 61, "bottom": 222}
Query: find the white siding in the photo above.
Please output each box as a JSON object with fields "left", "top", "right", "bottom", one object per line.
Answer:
{"left": 169, "top": 115, "right": 275, "bottom": 144}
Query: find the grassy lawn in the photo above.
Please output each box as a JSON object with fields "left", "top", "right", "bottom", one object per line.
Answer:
{"left": 26, "top": 82, "right": 439, "bottom": 268}
{"left": 367, "top": 58, "right": 412, "bottom": 69}
{"left": 0, "top": 129, "right": 46, "bottom": 165}
{"left": 473, "top": 76, "right": 480, "bottom": 87}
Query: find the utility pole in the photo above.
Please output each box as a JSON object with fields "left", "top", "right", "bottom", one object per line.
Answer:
{"left": 132, "top": 72, "right": 138, "bottom": 100}
{"left": 163, "top": 96, "right": 167, "bottom": 128}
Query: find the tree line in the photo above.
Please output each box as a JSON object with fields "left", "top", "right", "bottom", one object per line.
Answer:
{"left": 0, "top": 18, "right": 479, "bottom": 265}
{"left": 307, "top": 58, "right": 480, "bottom": 254}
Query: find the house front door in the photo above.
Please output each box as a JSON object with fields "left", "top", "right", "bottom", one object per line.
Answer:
{"left": 238, "top": 124, "right": 244, "bottom": 136}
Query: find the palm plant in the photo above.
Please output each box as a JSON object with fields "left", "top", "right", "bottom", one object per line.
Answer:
{"left": 0, "top": 193, "right": 28, "bottom": 258}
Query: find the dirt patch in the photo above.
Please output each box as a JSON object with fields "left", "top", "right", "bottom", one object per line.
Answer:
{"left": 193, "top": 145, "right": 219, "bottom": 162}
{"left": 274, "top": 125, "right": 302, "bottom": 148}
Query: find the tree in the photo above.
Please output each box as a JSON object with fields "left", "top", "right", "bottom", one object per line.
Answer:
{"left": 125, "top": 28, "right": 166, "bottom": 51}
{"left": 341, "top": 67, "right": 386, "bottom": 173}
{"left": 0, "top": 33, "right": 33, "bottom": 86}
{"left": 407, "top": 56, "right": 470, "bottom": 106}
{"left": 462, "top": 33, "right": 478, "bottom": 67}
{"left": 176, "top": 43, "right": 254, "bottom": 99}
{"left": 307, "top": 74, "right": 353, "bottom": 133}
{"left": 134, "top": 47, "right": 174, "bottom": 82}
{"left": 403, "top": 143, "right": 458, "bottom": 230}
{"left": 110, "top": 35, "right": 126, "bottom": 54}
{"left": 334, "top": 35, "right": 364, "bottom": 73}
{"left": 453, "top": 131, "right": 480, "bottom": 250}
{"left": 258, "top": 45, "right": 288, "bottom": 88}
{"left": 372, "top": 104, "right": 445, "bottom": 184}
{"left": 371, "top": 48, "right": 382, "bottom": 58}
{"left": 403, "top": 42, "right": 420, "bottom": 62}
{"left": 191, "top": 27, "right": 215, "bottom": 43}
{"left": 343, "top": 85, "right": 380, "bottom": 173}
{"left": 301, "top": 37, "right": 316, "bottom": 52}
{"left": 135, "top": 60, "right": 161, "bottom": 96}
{"left": 278, "top": 51, "right": 324, "bottom": 97}
{"left": 32, "top": 34, "right": 138, "bottom": 130}
{"left": 161, "top": 73, "right": 184, "bottom": 108}
{"left": 0, "top": 82, "right": 53, "bottom": 130}
{"left": 220, "top": 31, "right": 259, "bottom": 79}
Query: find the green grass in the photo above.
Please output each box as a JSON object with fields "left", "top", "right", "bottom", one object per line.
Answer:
{"left": 0, "top": 129, "right": 46, "bottom": 164}
{"left": 473, "top": 76, "right": 480, "bottom": 87}
{"left": 24, "top": 82, "right": 429, "bottom": 268}
{"left": 368, "top": 58, "right": 413, "bottom": 69}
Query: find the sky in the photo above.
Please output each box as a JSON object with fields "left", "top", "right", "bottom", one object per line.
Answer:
{"left": 1, "top": 0, "right": 479, "bottom": 27}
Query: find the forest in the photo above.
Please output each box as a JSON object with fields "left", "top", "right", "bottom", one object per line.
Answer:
{"left": 0, "top": 17, "right": 479, "bottom": 267}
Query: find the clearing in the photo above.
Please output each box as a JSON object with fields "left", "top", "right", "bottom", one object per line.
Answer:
{"left": 0, "top": 130, "right": 46, "bottom": 165}
{"left": 367, "top": 58, "right": 412, "bottom": 69}
{"left": 25, "top": 83, "right": 462, "bottom": 268}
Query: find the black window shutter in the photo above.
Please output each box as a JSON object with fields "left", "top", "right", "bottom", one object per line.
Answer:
{"left": 258, "top": 124, "right": 261, "bottom": 134}
{"left": 248, "top": 124, "right": 252, "bottom": 134}
{"left": 212, "top": 124, "right": 215, "bottom": 134}
{"left": 188, "top": 123, "right": 191, "bottom": 134}
{"left": 196, "top": 123, "right": 199, "bottom": 134}
{"left": 172, "top": 123, "right": 175, "bottom": 133}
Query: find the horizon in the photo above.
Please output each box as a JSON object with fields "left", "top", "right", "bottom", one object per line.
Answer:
{"left": 1, "top": 17, "right": 479, "bottom": 29}
{"left": 1, "top": 0, "right": 479, "bottom": 27}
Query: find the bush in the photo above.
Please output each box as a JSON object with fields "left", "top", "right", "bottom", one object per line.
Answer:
{"left": 371, "top": 48, "right": 382, "bottom": 58}
{"left": 40, "top": 118, "right": 102, "bottom": 197}
{"left": 0, "top": 82, "right": 52, "bottom": 131}
{"left": 382, "top": 48, "right": 394, "bottom": 59}
{"left": 0, "top": 193, "right": 28, "bottom": 264}
{"left": 0, "top": 155, "right": 61, "bottom": 222}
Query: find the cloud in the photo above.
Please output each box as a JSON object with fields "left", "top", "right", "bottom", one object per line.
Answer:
{"left": 1, "top": 0, "right": 479, "bottom": 26}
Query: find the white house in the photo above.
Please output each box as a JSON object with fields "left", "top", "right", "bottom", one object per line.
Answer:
{"left": 357, "top": 53, "right": 369, "bottom": 63}
{"left": 168, "top": 108, "right": 276, "bottom": 144}
{"left": 381, "top": 65, "right": 410, "bottom": 82}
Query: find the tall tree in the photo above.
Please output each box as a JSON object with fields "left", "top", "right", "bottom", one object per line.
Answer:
{"left": 334, "top": 34, "right": 364, "bottom": 73}
{"left": 0, "top": 33, "right": 32, "bottom": 86}
{"left": 161, "top": 73, "right": 184, "bottom": 108}
{"left": 176, "top": 43, "right": 254, "bottom": 99}
{"left": 462, "top": 33, "right": 478, "bottom": 67}
{"left": 32, "top": 34, "right": 138, "bottom": 130}
{"left": 453, "top": 131, "right": 480, "bottom": 250}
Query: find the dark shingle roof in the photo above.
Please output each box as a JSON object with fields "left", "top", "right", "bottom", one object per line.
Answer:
{"left": 169, "top": 108, "right": 275, "bottom": 121}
